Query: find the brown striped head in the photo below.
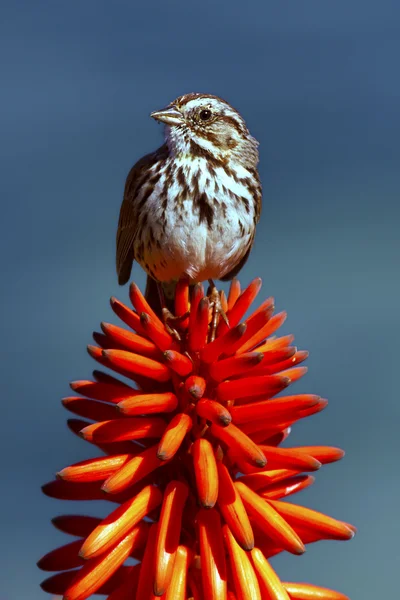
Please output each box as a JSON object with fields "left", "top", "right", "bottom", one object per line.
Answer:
{"left": 150, "top": 93, "right": 259, "bottom": 167}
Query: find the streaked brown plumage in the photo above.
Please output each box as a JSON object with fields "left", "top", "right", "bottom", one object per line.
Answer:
{"left": 116, "top": 93, "right": 262, "bottom": 300}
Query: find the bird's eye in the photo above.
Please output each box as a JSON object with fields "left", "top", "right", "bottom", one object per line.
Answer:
{"left": 199, "top": 109, "right": 212, "bottom": 121}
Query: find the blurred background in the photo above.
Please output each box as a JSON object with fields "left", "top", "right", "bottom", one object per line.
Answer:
{"left": 1, "top": 1, "right": 399, "bottom": 598}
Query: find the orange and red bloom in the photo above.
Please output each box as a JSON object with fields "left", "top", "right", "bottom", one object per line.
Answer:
{"left": 39, "top": 278, "right": 355, "bottom": 599}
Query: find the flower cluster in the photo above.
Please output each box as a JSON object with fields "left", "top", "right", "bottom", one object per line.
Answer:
{"left": 39, "top": 278, "right": 355, "bottom": 600}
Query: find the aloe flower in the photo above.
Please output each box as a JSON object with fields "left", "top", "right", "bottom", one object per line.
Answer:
{"left": 39, "top": 278, "right": 355, "bottom": 599}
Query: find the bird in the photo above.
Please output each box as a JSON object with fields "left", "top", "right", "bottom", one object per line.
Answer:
{"left": 116, "top": 92, "right": 262, "bottom": 323}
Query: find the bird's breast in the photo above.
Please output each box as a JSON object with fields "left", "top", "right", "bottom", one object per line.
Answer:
{"left": 135, "top": 157, "right": 259, "bottom": 282}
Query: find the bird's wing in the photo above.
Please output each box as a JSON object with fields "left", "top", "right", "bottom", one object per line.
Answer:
{"left": 116, "top": 144, "right": 168, "bottom": 285}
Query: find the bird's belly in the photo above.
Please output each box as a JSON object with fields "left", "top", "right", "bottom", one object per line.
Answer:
{"left": 139, "top": 197, "right": 254, "bottom": 283}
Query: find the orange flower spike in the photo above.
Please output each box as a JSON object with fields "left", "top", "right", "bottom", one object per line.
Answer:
{"left": 163, "top": 349, "right": 193, "bottom": 376}
{"left": 196, "top": 398, "right": 232, "bottom": 426}
{"left": 217, "top": 374, "right": 290, "bottom": 403}
{"left": 251, "top": 547, "right": 291, "bottom": 600}
{"left": 100, "top": 322, "right": 161, "bottom": 358}
{"left": 129, "top": 281, "right": 161, "bottom": 324}
{"left": 51, "top": 515, "right": 101, "bottom": 538}
{"left": 222, "top": 525, "right": 261, "bottom": 600}
{"left": 189, "top": 296, "right": 210, "bottom": 351}
{"left": 101, "top": 444, "right": 164, "bottom": 494}
{"left": 110, "top": 296, "right": 146, "bottom": 336}
{"left": 235, "top": 481, "right": 305, "bottom": 555}
{"left": 200, "top": 322, "right": 247, "bottom": 364}
{"left": 192, "top": 438, "right": 219, "bottom": 508}
{"left": 231, "top": 394, "right": 320, "bottom": 425}
{"left": 165, "top": 545, "right": 192, "bottom": 600}
{"left": 219, "top": 277, "right": 262, "bottom": 334}
{"left": 157, "top": 412, "right": 193, "bottom": 461}
{"left": 38, "top": 538, "right": 84, "bottom": 571}
{"left": 282, "top": 582, "right": 349, "bottom": 600}
{"left": 80, "top": 417, "right": 166, "bottom": 444}
{"left": 227, "top": 277, "right": 241, "bottom": 310}
{"left": 79, "top": 484, "right": 163, "bottom": 559}
{"left": 236, "top": 311, "right": 288, "bottom": 354}
{"left": 257, "top": 446, "right": 322, "bottom": 472}
{"left": 210, "top": 423, "right": 267, "bottom": 468}
{"left": 220, "top": 289, "right": 228, "bottom": 313}
{"left": 61, "top": 397, "right": 120, "bottom": 422}
{"left": 63, "top": 528, "right": 140, "bottom": 600}
{"left": 217, "top": 461, "right": 254, "bottom": 550}
{"left": 140, "top": 312, "right": 174, "bottom": 351}
{"left": 197, "top": 508, "right": 228, "bottom": 600}
{"left": 102, "top": 348, "right": 171, "bottom": 382}
{"left": 188, "top": 566, "right": 204, "bottom": 600}
{"left": 154, "top": 480, "right": 189, "bottom": 596}
{"left": 70, "top": 378, "right": 137, "bottom": 403}
{"left": 268, "top": 500, "right": 355, "bottom": 541}
{"left": 57, "top": 454, "right": 132, "bottom": 483}
{"left": 209, "top": 352, "right": 264, "bottom": 382}
{"left": 136, "top": 522, "right": 159, "bottom": 600}
{"left": 185, "top": 375, "right": 207, "bottom": 400}
{"left": 117, "top": 391, "right": 178, "bottom": 416}
{"left": 175, "top": 278, "right": 190, "bottom": 329}
{"left": 260, "top": 475, "right": 316, "bottom": 500}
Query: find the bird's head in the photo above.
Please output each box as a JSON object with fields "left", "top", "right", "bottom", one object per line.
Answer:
{"left": 150, "top": 93, "right": 259, "bottom": 167}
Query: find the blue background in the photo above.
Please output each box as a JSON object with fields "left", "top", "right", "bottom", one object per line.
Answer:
{"left": 1, "top": 1, "right": 399, "bottom": 598}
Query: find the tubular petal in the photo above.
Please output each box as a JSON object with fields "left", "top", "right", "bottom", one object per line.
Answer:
{"left": 257, "top": 446, "right": 321, "bottom": 472}
{"left": 200, "top": 323, "right": 247, "bottom": 364}
{"left": 105, "top": 564, "right": 141, "bottom": 600}
{"left": 102, "top": 349, "right": 171, "bottom": 382}
{"left": 189, "top": 297, "right": 210, "bottom": 351}
{"left": 282, "top": 582, "right": 349, "bottom": 600}
{"left": 38, "top": 539, "right": 84, "bottom": 571}
{"left": 154, "top": 480, "right": 189, "bottom": 596}
{"left": 197, "top": 509, "right": 227, "bottom": 600}
{"left": 227, "top": 278, "right": 241, "bottom": 309}
{"left": 236, "top": 311, "right": 287, "bottom": 354}
{"left": 163, "top": 349, "right": 193, "bottom": 376}
{"left": 192, "top": 438, "right": 219, "bottom": 508}
{"left": 217, "top": 375, "right": 290, "bottom": 403}
{"left": 140, "top": 311, "right": 174, "bottom": 351}
{"left": 80, "top": 417, "right": 166, "bottom": 443}
{"left": 110, "top": 297, "right": 146, "bottom": 336}
{"left": 63, "top": 528, "right": 139, "bottom": 600}
{"left": 294, "top": 446, "right": 345, "bottom": 464}
{"left": 165, "top": 545, "right": 192, "bottom": 600}
{"left": 251, "top": 547, "right": 291, "bottom": 600}
{"left": 211, "top": 423, "right": 267, "bottom": 468}
{"left": 185, "top": 375, "right": 207, "bottom": 400}
{"left": 79, "top": 484, "right": 162, "bottom": 559}
{"left": 62, "top": 397, "right": 119, "bottom": 422}
{"left": 223, "top": 525, "right": 261, "bottom": 600}
{"left": 57, "top": 454, "right": 132, "bottom": 483}
{"left": 219, "top": 277, "right": 262, "bottom": 334}
{"left": 196, "top": 399, "right": 232, "bottom": 426}
{"left": 217, "top": 462, "right": 254, "bottom": 550}
{"left": 117, "top": 391, "right": 178, "bottom": 415}
{"left": 70, "top": 379, "right": 137, "bottom": 403}
{"left": 260, "top": 475, "right": 316, "bottom": 500}
{"left": 101, "top": 444, "right": 164, "bottom": 494}
{"left": 129, "top": 281, "right": 160, "bottom": 324}
{"left": 231, "top": 395, "right": 320, "bottom": 425}
{"left": 157, "top": 412, "right": 192, "bottom": 461}
{"left": 209, "top": 352, "right": 264, "bottom": 382}
{"left": 235, "top": 482, "right": 305, "bottom": 555}
{"left": 52, "top": 515, "right": 101, "bottom": 538}
{"left": 136, "top": 523, "right": 159, "bottom": 599}
{"left": 100, "top": 322, "right": 160, "bottom": 358}
{"left": 268, "top": 500, "right": 355, "bottom": 541}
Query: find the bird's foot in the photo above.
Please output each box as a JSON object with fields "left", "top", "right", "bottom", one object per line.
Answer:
{"left": 208, "top": 280, "right": 229, "bottom": 343}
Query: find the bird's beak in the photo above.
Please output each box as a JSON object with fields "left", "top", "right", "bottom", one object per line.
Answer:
{"left": 150, "top": 106, "right": 184, "bottom": 126}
